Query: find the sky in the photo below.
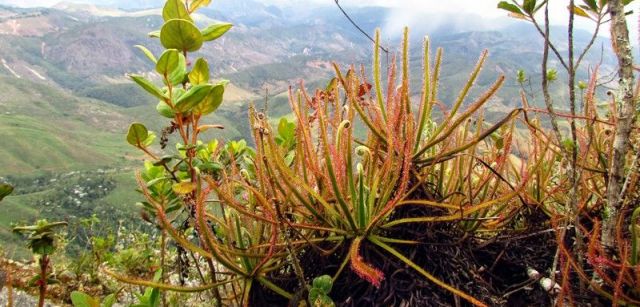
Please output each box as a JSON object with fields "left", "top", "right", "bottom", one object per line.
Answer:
{"left": 1, "top": 0, "right": 637, "bottom": 41}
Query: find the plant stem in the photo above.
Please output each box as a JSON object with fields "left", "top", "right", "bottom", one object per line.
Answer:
{"left": 161, "top": 229, "right": 167, "bottom": 307}
{"left": 38, "top": 255, "right": 48, "bottom": 307}
{"left": 604, "top": 0, "right": 638, "bottom": 253}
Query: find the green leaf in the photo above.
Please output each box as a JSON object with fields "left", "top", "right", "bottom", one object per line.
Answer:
{"left": 316, "top": 295, "right": 335, "bottom": 307}
{"left": 31, "top": 236, "right": 55, "bottom": 255}
{"left": 130, "top": 75, "right": 168, "bottom": 100}
{"left": 516, "top": 69, "right": 526, "bottom": 84}
{"left": 308, "top": 288, "right": 322, "bottom": 304}
{"left": 160, "top": 19, "right": 203, "bottom": 52}
{"left": 562, "top": 138, "right": 577, "bottom": 152}
{"left": 172, "top": 182, "right": 196, "bottom": 194}
{"left": 156, "top": 101, "right": 176, "bottom": 118}
{"left": 127, "top": 123, "right": 150, "bottom": 147}
{"left": 27, "top": 274, "right": 42, "bottom": 287}
{"left": 143, "top": 132, "right": 156, "bottom": 147}
{"left": 148, "top": 30, "right": 160, "bottom": 38}
{"left": 312, "top": 275, "right": 333, "bottom": 293}
{"left": 578, "top": 80, "right": 588, "bottom": 90}
{"left": 201, "top": 23, "right": 233, "bottom": 41}
{"left": 102, "top": 293, "right": 117, "bottom": 307}
{"left": 523, "top": 0, "right": 536, "bottom": 14}
{"left": 325, "top": 77, "right": 337, "bottom": 93}
{"left": 546, "top": 69, "right": 558, "bottom": 82}
{"left": 583, "top": 0, "right": 598, "bottom": 10}
{"left": 189, "top": 58, "right": 210, "bottom": 85}
{"left": 149, "top": 288, "right": 161, "bottom": 307}
{"left": 497, "top": 1, "right": 524, "bottom": 15}
{"left": 134, "top": 45, "right": 157, "bottom": 63}
{"left": 167, "top": 52, "right": 187, "bottom": 85}
{"left": 570, "top": 4, "right": 591, "bottom": 17}
{"left": 175, "top": 84, "right": 213, "bottom": 113}
{"left": 162, "top": 0, "right": 192, "bottom": 22}
{"left": 190, "top": 0, "right": 212, "bottom": 12}
{"left": 156, "top": 49, "right": 181, "bottom": 76}
{"left": 71, "top": 291, "right": 100, "bottom": 307}
{"left": 0, "top": 183, "right": 13, "bottom": 202}
{"left": 200, "top": 162, "right": 222, "bottom": 172}
{"left": 193, "top": 83, "right": 224, "bottom": 115}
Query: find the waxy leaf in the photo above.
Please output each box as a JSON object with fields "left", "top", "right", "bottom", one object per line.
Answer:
{"left": 570, "top": 4, "right": 591, "bottom": 17}
{"left": 172, "top": 182, "right": 196, "bottom": 194}
{"left": 70, "top": 291, "right": 100, "bottom": 307}
{"left": 162, "top": 0, "right": 193, "bottom": 22}
{"left": 190, "top": 0, "right": 212, "bottom": 12}
{"left": 277, "top": 117, "right": 296, "bottom": 144}
{"left": 143, "top": 132, "right": 156, "bottom": 147}
{"left": 161, "top": 19, "right": 203, "bottom": 52}
{"left": 583, "top": 0, "right": 598, "bottom": 10}
{"left": 103, "top": 293, "right": 117, "bottom": 307}
{"left": 497, "top": 1, "right": 524, "bottom": 15}
{"left": 175, "top": 84, "right": 213, "bottom": 112}
{"left": 134, "top": 45, "right": 157, "bottom": 63}
{"left": 189, "top": 58, "right": 210, "bottom": 85}
{"left": 127, "top": 123, "right": 149, "bottom": 147}
{"left": 312, "top": 275, "right": 333, "bottom": 293}
{"left": 523, "top": 0, "right": 536, "bottom": 14}
{"left": 193, "top": 83, "right": 224, "bottom": 115}
{"left": 156, "top": 101, "right": 176, "bottom": 118}
{"left": 168, "top": 52, "right": 187, "bottom": 85}
{"left": 156, "top": 49, "right": 180, "bottom": 75}
{"left": 130, "top": 75, "right": 168, "bottom": 100}
{"left": 0, "top": 183, "right": 13, "bottom": 202}
{"left": 201, "top": 23, "right": 233, "bottom": 41}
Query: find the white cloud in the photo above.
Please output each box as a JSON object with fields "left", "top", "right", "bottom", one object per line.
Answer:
{"left": 1, "top": 0, "right": 637, "bottom": 41}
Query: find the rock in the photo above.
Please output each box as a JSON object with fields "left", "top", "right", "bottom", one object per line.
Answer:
{"left": 0, "top": 288, "right": 59, "bottom": 307}
{"left": 57, "top": 270, "right": 77, "bottom": 283}
{"left": 0, "top": 270, "right": 5, "bottom": 291}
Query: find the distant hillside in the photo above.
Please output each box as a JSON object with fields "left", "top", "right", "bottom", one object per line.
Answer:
{"left": 0, "top": 0, "right": 619, "bottom": 255}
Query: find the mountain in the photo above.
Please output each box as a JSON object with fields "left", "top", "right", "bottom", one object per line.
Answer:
{"left": 0, "top": 0, "right": 618, "bottom": 255}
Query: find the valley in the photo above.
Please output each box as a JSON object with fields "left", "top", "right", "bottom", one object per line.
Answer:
{"left": 0, "top": 0, "right": 617, "bottom": 256}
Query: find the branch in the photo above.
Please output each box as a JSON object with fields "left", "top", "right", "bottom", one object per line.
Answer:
{"left": 334, "top": 0, "right": 388, "bottom": 54}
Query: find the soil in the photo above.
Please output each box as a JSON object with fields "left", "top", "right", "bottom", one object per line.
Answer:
{"left": 249, "top": 204, "right": 564, "bottom": 306}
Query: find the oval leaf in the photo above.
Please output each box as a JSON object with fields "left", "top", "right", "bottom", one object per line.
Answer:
{"left": 130, "top": 75, "right": 168, "bottom": 100}
{"left": 156, "top": 49, "right": 181, "bottom": 75}
{"left": 175, "top": 84, "right": 213, "bottom": 113}
{"left": 190, "top": 0, "right": 212, "bottom": 12}
{"left": 312, "top": 275, "right": 333, "bottom": 293}
{"left": 127, "top": 123, "right": 149, "bottom": 147}
{"left": 570, "top": 4, "right": 591, "bottom": 18}
{"left": 156, "top": 101, "right": 176, "bottom": 118}
{"left": 497, "top": 1, "right": 524, "bottom": 15}
{"left": 584, "top": 0, "right": 598, "bottom": 10}
{"left": 189, "top": 58, "right": 210, "bottom": 85}
{"left": 172, "top": 182, "right": 196, "bottom": 194}
{"left": 193, "top": 83, "right": 224, "bottom": 115}
{"left": 168, "top": 52, "right": 187, "bottom": 85}
{"left": 523, "top": 0, "right": 536, "bottom": 14}
{"left": 0, "top": 183, "right": 14, "bottom": 202}
{"left": 163, "top": 0, "right": 193, "bottom": 22}
{"left": 134, "top": 45, "right": 157, "bottom": 63}
{"left": 70, "top": 291, "right": 100, "bottom": 307}
{"left": 160, "top": 19, "right": 203, "bottom": 52}
{"left": 201, "top": 23, "right": 233, "bottom": 41}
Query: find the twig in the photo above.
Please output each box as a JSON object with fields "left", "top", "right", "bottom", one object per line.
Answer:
{"left": 333, "top": 0, "right": 388, "bottom": 54}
